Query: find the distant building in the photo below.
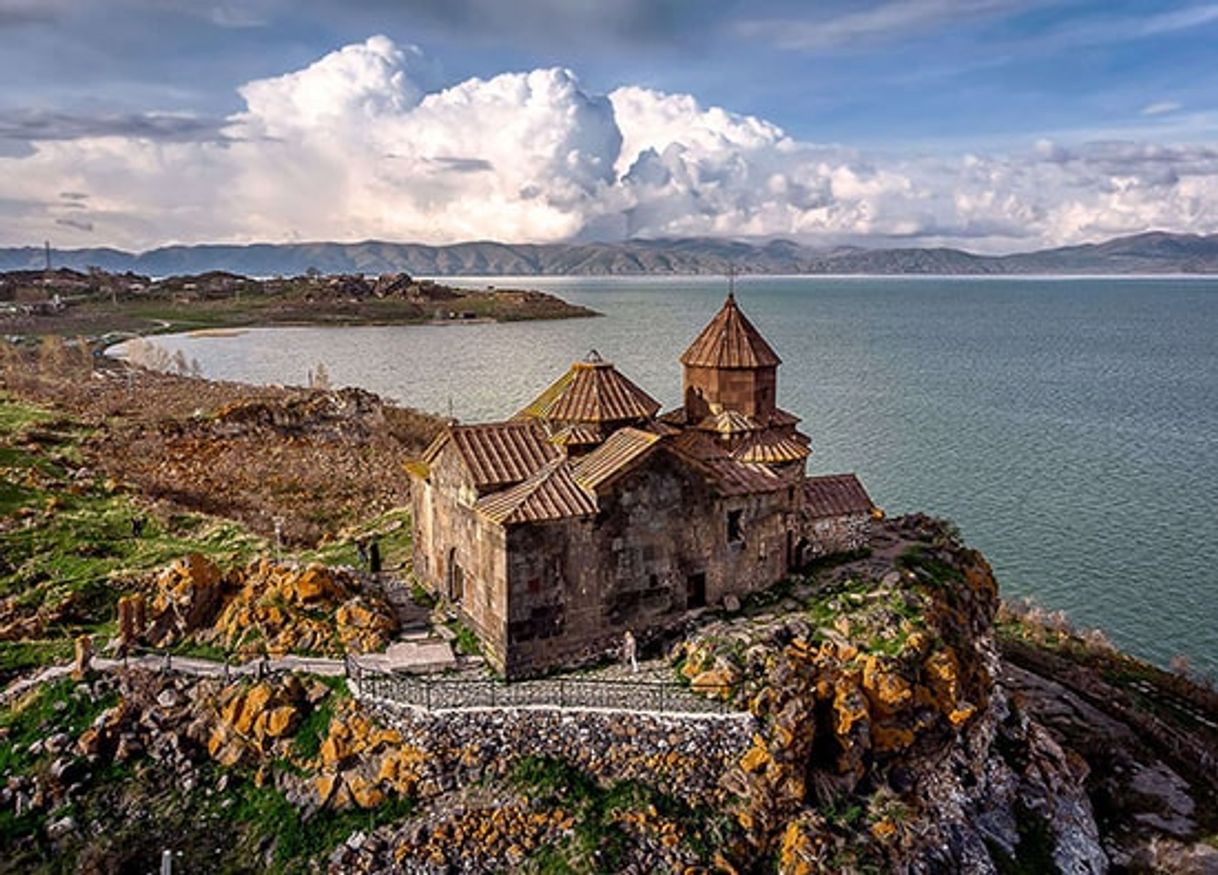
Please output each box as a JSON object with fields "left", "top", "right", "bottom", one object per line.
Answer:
{"left": 408, "top": 294, "right": 877, "bottom": 677}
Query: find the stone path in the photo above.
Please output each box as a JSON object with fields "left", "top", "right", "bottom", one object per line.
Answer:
{"left": 1, "top": 642, "right": 457, "bottom": 705}
{"left": 4, "top": 648, "right": 747, "bottom": 721}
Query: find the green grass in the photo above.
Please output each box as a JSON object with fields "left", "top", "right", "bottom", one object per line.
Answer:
{"left": 231, "top": 780, "right": 415, "bottom": 873}
{"left": 0, "top": 395, "right": 270, "bottom": 676}
{"left": 511, "top": 755, "right": 740, "bottom": 873}
{"left": 0, "top": 678, "right": 118, "bottom": 780}
{"left": 302, "top": 507, "right": 413, "bottom": 571}
{"left": 290, "top": 698, "right": 335, "bottom": 761}
{"left": 447, "top": 620, "right": 482, "bottom": 657}
{"left": 0, "top": 638, "right": 74, "bottom": 675}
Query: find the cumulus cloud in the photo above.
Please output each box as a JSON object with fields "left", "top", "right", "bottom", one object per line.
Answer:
{"left": 2, "top": 34, "right": 1218, "bottom": 252}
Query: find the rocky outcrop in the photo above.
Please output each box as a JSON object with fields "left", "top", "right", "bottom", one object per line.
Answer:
{"left": 675, "top": 515, "right": 1109, "bottom": 873}
{"left": 134, "top": 554, "right": 399, "bottom": 656}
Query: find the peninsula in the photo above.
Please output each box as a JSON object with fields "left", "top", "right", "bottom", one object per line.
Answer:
{"left": 1, "top": 310, "right": 1215, "bottom": 874}
{"left": 0, "top": 267, "right": 595, "bottom": 339}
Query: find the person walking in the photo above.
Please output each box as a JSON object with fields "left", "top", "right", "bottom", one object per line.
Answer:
{"left": 623, "top": 630, "right": 638, "bottom": 673}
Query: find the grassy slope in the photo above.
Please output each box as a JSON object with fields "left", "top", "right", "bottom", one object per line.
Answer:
{"left": 0, "top": 395, "right": 265, "bottom": 673}
{"left": 0, "top": 393, "right": 422, "bottom": 677}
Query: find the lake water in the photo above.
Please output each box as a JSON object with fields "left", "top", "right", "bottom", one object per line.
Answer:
{"left": 121, "top": 276, "right": 1218, "bottom": 674}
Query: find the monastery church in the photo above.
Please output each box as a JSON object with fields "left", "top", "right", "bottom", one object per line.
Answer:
{"left": 408, "top": 293, "right": 877, "bottom": 678}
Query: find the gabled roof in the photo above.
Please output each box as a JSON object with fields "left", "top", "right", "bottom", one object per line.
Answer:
{"left": 572, "top": 427, "right": 661, "bottom": 491}
{"left": 425, "top": 421, "right": 559, "bottom": 491}
{"left": 476, "top": 460, "right": 597, "bottom": 525}
{"left": 804, "top": 473, "right": 875, "bottom": 518}
{"left": 519, "top": 352, "right": 661, "bottom": 424}
{"left": 680, "top": 294, "right": 781, "bottom": 369}
{"left": 733, "top": 429, "right": 811, "bottom": 464}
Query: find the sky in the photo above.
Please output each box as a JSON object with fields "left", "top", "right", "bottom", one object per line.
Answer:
{"left": 1, "top": 0, "right": 1218, "bottom": 253}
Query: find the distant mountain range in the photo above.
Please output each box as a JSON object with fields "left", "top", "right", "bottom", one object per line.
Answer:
{"left": 2, "top": 231, "right": 1217, "bottom": 277}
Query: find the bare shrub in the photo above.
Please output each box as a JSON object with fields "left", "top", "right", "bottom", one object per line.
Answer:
{"left": 38, "top": 335, "right": 70, "bottom": 374}
{"left": 308, "top": 362, "right": 332, "bottom": 390}
{"left": 1169, "top": 654, "right": 1193, "bottom": 679}
{"left": 1079, "top": 627, "right": 1116, "bottom": 653}
{"left": 125, "top": 338, "right": 174, "bottom": 372}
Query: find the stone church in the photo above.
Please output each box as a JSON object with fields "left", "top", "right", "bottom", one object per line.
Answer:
{"left": 408, "top": 293, "right": 877, "bottom": 678}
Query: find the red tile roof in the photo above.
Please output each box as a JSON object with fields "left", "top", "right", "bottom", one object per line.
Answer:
{"left": 476, "top": 461, "right": 597, "bottom": 524}
{"left": 680, "top": 294, "right": 781, "bottom": 369}
{"left": 431, "top": 421, "right": 560, "bottom": 491}
{"left": 803, "top": 474, "right": 875, "bottom": 518}
{"left": 519, "top": 354, "right": 660, "bottom": 424}
{"left": 573, "top": 427, "right": 661, "bottom": 491}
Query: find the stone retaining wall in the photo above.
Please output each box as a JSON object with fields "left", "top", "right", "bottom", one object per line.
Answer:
{"left": 364, "top": 700, "right": 756, "bottom": 806}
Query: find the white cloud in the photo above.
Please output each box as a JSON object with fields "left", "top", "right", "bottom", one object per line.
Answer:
{"left": 1141, "top": 100, "right": 1182, "bottom": 116}
{"left": 2, "top": 35, "right": 1218, "bottom": 253}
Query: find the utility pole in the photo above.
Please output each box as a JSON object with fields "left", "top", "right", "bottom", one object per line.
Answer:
{"left": 44, "top": 240, "right": 51, "bottom": 272}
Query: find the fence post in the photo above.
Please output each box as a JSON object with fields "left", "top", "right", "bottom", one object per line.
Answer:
{"left": 425, "top": 681, "right": 432, "bottom": 712}
{"left": 660, "top": 683, "right": 666, "bottom": 715}
{"left": 559, "top": 680, "right": 565, "bottom": 709}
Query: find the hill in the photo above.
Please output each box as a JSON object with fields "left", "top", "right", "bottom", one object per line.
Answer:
{"left": 3, "top": 231, "right": 1218, "bottom": 276}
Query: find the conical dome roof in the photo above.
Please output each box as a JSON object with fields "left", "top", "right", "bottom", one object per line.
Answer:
{"left": 518, "top": 351, "right": 661, "bottom": 424}
{"left": 680, "top": 293, "right": 781, "bottom": 368}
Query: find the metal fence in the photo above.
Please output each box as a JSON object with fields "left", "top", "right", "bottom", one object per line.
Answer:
{"left": 351, "top": 663, "right": 743, "bottom": 718}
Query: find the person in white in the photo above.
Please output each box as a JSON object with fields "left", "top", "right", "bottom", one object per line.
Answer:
{"left": 623, "top": 630, "right": 638, "bottom": 673}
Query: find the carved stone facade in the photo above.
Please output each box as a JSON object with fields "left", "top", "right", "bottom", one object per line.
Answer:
{"left": 409, "top": 295, "right": 878, "bottom": 678}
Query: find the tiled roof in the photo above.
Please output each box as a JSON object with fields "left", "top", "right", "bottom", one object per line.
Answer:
{"left": 547, "top": 423, "right": 603, "bottom": 448}
{"left": 668, "top": 428, "right": 725, "bottom": 462}
{"left": 476, "top": 461, "right": 597, "bottom": 525}
{"left": 694, "top": 408, "right": 760, "bottom": 435}
{"left": 666, "top": 434, "right": 789, "bottom": 495}
{"left": 768, "top": 408, "right": 801, "bottom": 427}
{"left": 733, "top": 428, "right": 811, "bottom": 464}
{"left": 572, "top": 427, "right": 661, "bottom": 491}
{"left": 804, "top": 474, "right": 875, "bottom": 518}
{"left": 519, "top": 354, "right": 660, "bottom": 424}
{"left": 680, "top": 294, "right": 781, "bottom": 369}
{"left": 435, "top": 421, "right": 559, "bottom": 491}
{"left": 701, "top": 459, "right": 788, "bottom": 495}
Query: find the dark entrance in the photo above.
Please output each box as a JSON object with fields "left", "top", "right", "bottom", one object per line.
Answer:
{"left": 446, "top": 547, "right": 464, "bottom": 603}
{"left": 686, "top": 572, "right": 707, "bottom": 609}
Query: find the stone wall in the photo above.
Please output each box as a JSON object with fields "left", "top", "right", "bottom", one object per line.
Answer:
{"left": 410, "top": 447, "right": 508, "bottom": 667}
{"left": 502, "top": 450, "right": 794, "bottom": 677}
{"left": 365, "top": 701, "right": 755, "bottom": 807}
{"left": 800, "top": 511, "right": 872, "bottom": 561}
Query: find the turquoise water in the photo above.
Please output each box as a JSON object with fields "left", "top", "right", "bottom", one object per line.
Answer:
{"left": 130, "top": 276, "right": 1218, "bottom": 674}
